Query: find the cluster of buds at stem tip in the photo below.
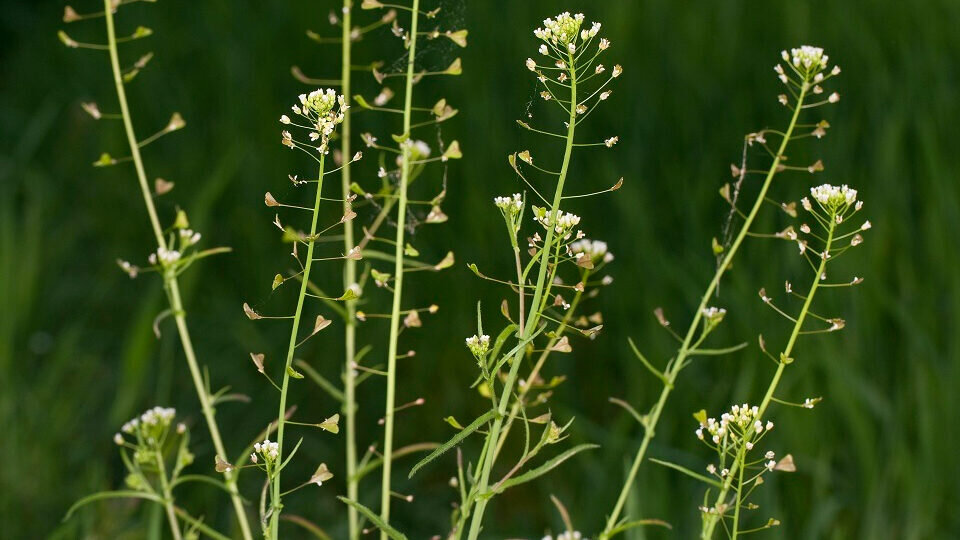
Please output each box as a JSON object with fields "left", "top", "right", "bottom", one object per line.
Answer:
{"left": 252, "top": 439, "right": 280, "bottom": 464}
{"left": 281, "top": 88, "right": 348, "bottom": 155}
{"left": 774, "top": 45, "right": 841, "bottom": 108}
{"left": 532, "top": 206, "right": 582, "bottom": 238}
{"left": 695, "top": 403, "right": 773, "bottom": 446}
{"left": 115, "top": 406, "right": 180, "bottom": 447}
{"left": 465, "top": 334, "right": 490, "bottom": 359}
{"left": 527, "top": 11, "right": 622, "bottom": 129}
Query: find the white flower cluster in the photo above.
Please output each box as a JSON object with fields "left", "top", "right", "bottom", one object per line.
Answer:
{"left": 541, "top": 532, "right": 586, "bottom": 540}
{"left": 696, "top": 403, "right": 773, "bottom": 445}
{"left": 284, "top": 88, "right": 348, "bottom": 153}
{"left": 810, "top": 183, "right": 857, "bottom": 208}
{"left": 149, "top": 246, "right": 182, "bottom": 266}
{"left": 774, "top": 46, "right": 840, "bottom": 105}
{"left": 570, "top": 239, "right": 613, "bottom": 263}
{"left": 701, "top": 306, "right": 727, "bottom": 325}
{"left": 254, "top": 439, "right": 280, "bottom": 462}
{"left": 494, "top": 193, "right": 523, "bottom": 213}
{"left": 178, "top": 228, "right": 201, "bottom": 246}
{"left": 465, "top": 334, "right": 490, "bottom": 358}
{"left": 534, "top": 12, "right": 586, "bottom": 47}
{"left": 117, "top": 406, "right": 176, "bottom": 445}
{"left": 534, "top": 208, "right": 582, "bottom": 235}
{"left": 784, "top": 46, "right": 829, "bottom": 71}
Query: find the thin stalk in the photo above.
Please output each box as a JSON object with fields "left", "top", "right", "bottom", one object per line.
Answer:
{"left": 269, "top": 155, "right": 327, "bottom": 540}
{"left": 602, "top": 82, "right": 811, "bottom": 536}
{"left": 701, "top": 212, "right": 836, "bottom": 539}
{"left": 156, "top": 453, "right": 184, "bottom": 540}
{"left": 380, "top": 0, "right": 419, "bottom": 534}
{"left": 465, "top": 49, "right": 579, "bottom": 540}
{"left": 731, "top": 444, "right": 747, "bottom": 539}
{"left": 102, "top": 3, "right": 253, "bottom": 539}
{"left": 492, "top": 270, "right": 589, "bottom": 462}
{"left": 340, "top": 2, "right": 360, "bottom": 539}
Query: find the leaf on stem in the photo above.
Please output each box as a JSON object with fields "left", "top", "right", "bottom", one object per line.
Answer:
{"left": 409, "top": 410, "right": 496, "bottom": 478}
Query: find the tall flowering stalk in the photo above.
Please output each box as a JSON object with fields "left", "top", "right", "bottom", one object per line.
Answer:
{"left": 698, "top": 182, "right": 870, "bottom": 538}
{"left": 60, "top": 2, "right": 252, "bottom": 538}
{"left": 290, "top": 3, "right": 367, "bottom": 537}
{"left": 403, "top": 12, "right": 623, "bottom": 539}
{"left": 602, "top": 45, "right": 844, "bottom": 536}
{"left": 245, "top": 89, "right": 354, "bottom": 539}
{"left": 354, "top": 0, "right": 464, "bottom": 535}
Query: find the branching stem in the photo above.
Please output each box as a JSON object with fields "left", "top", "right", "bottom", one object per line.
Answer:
{"left": 102, "top": 3, "right": 253, "bottom": 538}
{"left": 465, "top": 47, "right": 579, "bottom": 540}
{"left": 701, "top": 204, "right": 836, "bottom": 539}
{"left": 602, "top": 82, "right": 812, "bottom": 537}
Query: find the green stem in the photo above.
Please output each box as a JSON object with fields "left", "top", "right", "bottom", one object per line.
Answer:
{"left": 492, "top": 270, "right": 589, "bottom": 463}
{"left": 731, "top": 444, "right": 747, "bottom": 539}
{"left": 340, "top": 2, "right": 359, "bottom": 539}
{"left": 156, "top": 451, "right": 184, "bottom": 540}
{"left": 701, "top": 206, "right": 836, "bottom": 539}
{"left": 102, "top": 4, "right": 253, "bottom": 539}
{"left": 380, "top": 0, "right": 419, "bottom": 535}
{"left": 269, "top": 155, "right": 327, "bottom": 540}
{"left": 465, "top": 49, "right": 579, "bottom": 540}
{"left": 602, "top": 81, "right": 811, "bottom": 537}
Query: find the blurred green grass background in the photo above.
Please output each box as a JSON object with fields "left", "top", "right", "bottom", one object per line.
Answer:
{"left": 2, "top": 0, "right": 958, "bottom": 538}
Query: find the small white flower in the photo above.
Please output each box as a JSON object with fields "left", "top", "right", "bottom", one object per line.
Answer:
{"left": 612, "top": 64, "right": 622, "bottom": 77}
{"left": 465, "top": 334, "right": 491, "bottom": 357}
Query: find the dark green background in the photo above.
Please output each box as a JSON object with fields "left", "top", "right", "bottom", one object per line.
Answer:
{"left": 2, "top": 0, "right": 958, "bottom": 538}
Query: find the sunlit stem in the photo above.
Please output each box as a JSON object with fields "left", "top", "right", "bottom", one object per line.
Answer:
{"left": 102, "top": 3, "right": 253, "bottom": 539}
{"left": 602, "top": 81, "right": 812, "bottom": 537}
{"left": 340, "top": 2, "right": 360, "bottom": 539}
{"left": 466, "top": 47, "right": 579, "bottom": 540}
{"left": 269, "top": 154, "right": 327, "bottom": 540}
{"left": 380, "top": 0, "right": 419, "bottom": 535}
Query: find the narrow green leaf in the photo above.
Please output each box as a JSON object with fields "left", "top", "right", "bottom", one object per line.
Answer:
{"left": 609, "top": 398, "right": 646, "bottom": 428}
{"left": 351, "top": 443, "right": 439, "bottom": 483}
{"left": 604, "top": 518, "right": 673, "bottom": 538}
{"left": 649, "top": 458, "right": 722, "bottom": 488}
{"left": 493, "top": 444, "right": 599, "bottom": 494}
{"left": 169, "top": 474, "right": 236, "bottom": 497}
{"left": 64, "top": 490, "right": 164, "bottom": 521}
{"left": 409, "top": 410, "right": 496, "bottom": 478}
{"left": 280, "top": 514, "right": 333, "bottom": 540}
{"left": 628, "top": 337, "right": 670, "bottom": 387}
{"left": 337, "top": 497, "right": 408, "bottom": 540}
